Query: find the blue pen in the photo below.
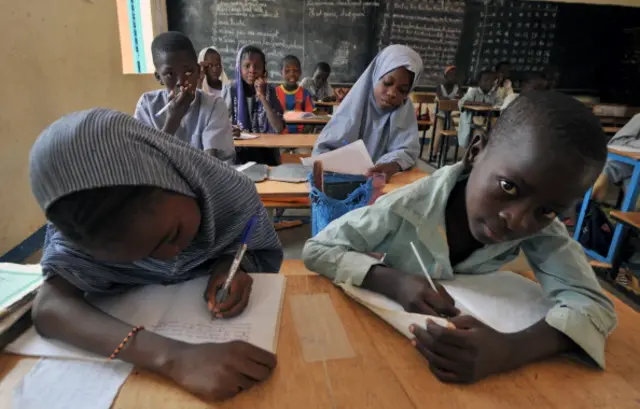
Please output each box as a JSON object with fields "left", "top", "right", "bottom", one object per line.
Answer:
{"left": 215, "top": 215, "right": 259, "bottom": 304}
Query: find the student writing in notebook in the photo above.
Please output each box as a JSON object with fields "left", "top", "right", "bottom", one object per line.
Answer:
{"left": 29, "top": 109, "right": 282, "bottom": 401}
{"left": 303, "top": 92, "right": 616, "bottom": 383}
{"left": 275, "top": 55, "right": 315, "bottom": 134}
{"left": 222, "top": 45, "right": 284, "bottom": 165}
{"left": 312, "top": 45, "right": 422, "bottom": 181}
{"left": 197, "top": 45, "right": 230, "bottom": 98}
{"left": 300, "top": 62, "right": 336, "bottom": 102}
{"left": 133, "top": 32, "right": 235, "bottom": 163}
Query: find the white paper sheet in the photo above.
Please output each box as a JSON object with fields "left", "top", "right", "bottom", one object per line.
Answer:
{"left": 301, "top": 140, "right": 374, "bottom": 175}
{"left": 12, "top": 359, "right": 132, "bottom": 409}
{"left": 7, "top": 274, "right": 286, "bottom": 359}
{"left": 442, "top": 271, "right": 553, "bottom": 333}
{"left": 235, "top": 132, "right": 259, "bottom": 140}
{"left": 339, "top": 271, "right": 553, "bottom": 338}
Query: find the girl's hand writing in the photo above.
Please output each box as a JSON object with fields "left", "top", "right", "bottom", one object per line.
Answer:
{"left": 394, "top": 274, "right": 459, "bottom": 317}
{"left": 410, "top": 315, "right": 515, "bottom": 384}
{"left": 166, "top": 341, "right": 277, "bottom": 401}
{"left": 204, "top": 269, "right": 253, "bottom": 319}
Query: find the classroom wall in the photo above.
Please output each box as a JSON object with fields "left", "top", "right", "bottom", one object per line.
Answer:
{"left": 0, "top": 0, "right": 159, "bottom": 255}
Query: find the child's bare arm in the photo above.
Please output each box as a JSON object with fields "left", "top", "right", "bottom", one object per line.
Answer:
{"left": 33, "top": 275, "right": 276, "bottom": 401}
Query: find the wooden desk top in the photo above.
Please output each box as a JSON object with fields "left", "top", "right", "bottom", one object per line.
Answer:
{"left": 256, "top": 168, "right": 429, "bottom": 198}
{"left": 603, "top": 126, "right": 622, "bottom": 135}
{"left": 608, "top": 147, "right": 640, "bottom": 161}
{"left": 234, "top": 134, "right": 318, "bottom": 149}
{"left": 417, "top": 120, "right": 433, "bottom": 127}
{"left": 2, "top": 260, "right": 640, "bottom": 408}
{"left": 314, "top": 101, "right": 340, "bottom": 107}
{"left": 284, "top": 117, "right": 331, "bottom": 125}
{"left": 610, "top": 211, "right": 640, "bottom": 230}
{"left": 462, "top": 104, "right": 501, "bottom": 113}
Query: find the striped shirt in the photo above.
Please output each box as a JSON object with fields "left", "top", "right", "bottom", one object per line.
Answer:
{"left": 31, "top": 109, "right": 283, "bottom": 294}
{"left": 275, "top": 85, "right": 315, "bottom": 133}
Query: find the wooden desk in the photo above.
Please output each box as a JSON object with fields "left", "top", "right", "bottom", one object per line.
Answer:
{"left": 2, "top": 260, "right": 640, "bottom": 409}
{"left": 314, "top": 101, "right": 340, "bottom": 107}
{"left": 603, "top": 126, "right": 622, "bottom": 135}
{"left": 257, "top": 168, "right": 428, "bottom": 208}
{"left": 234, "top": 134, "right": 318, "bottom": 149}
{"left": 257, "top": 168, "right": 428, "bottom": 198}
{"left": 609, "top": 147, "right": 640, "bottom": 161}
{"left": 284, "top": 117, "right": 331, "bottom": 126}
{"left": 417, "top": 119, "right": 433, "bottom": 127}
{"left": 610, "top": 210, "right": 640, "bottom": 230}
{"left": 461, "top": 104, "right": 501, "bottom": 113}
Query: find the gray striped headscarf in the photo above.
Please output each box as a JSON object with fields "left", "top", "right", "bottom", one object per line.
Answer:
{"left": 30, "top": 108, "right": 282, "bottom": 293}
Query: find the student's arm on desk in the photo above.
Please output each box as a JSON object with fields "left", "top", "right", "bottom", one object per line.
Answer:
{"left": 32, "top": 275, "right": 276, "bottom": 401}
{"left": 521, "top": 220, "right": 617, "bottom": 369}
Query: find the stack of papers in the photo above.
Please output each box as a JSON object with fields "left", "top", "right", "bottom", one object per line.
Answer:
{"left": 301, "top": 140, "right": 374, "bottom": 175}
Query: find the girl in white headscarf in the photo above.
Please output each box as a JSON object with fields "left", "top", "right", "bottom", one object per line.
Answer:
{"left": 312, "top": 45, "right": 423, "bottom": 181}
{"left": 197, "top": 46, "right": 230, "bottom": 97}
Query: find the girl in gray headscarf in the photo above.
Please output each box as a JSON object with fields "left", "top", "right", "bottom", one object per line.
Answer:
{"left": 312, "top": 45, "right": 423, "bottom": 181}
{"left": 30, "top": 108, "right": 281, "bottom": 401}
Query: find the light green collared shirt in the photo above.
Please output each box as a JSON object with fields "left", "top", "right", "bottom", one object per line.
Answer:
{"left": 302, "top": 163, "right": 617, "bottom": 369}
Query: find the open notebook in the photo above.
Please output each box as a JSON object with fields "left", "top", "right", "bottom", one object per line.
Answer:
{"left": 339, "top": 271, "right": 553, "bottom": 337}
{"left": 6, "top": 274, "right": 286, "bottom": 360}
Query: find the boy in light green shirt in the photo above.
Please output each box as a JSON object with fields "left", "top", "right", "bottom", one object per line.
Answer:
{"left": 303, "top": 91, "right": 617, "bottom": 383}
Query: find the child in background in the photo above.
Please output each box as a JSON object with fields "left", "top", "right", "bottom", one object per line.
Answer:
{"left": 457, "top": 70, "right": 498, "bottom": 147}
{"left": 592, "top": 113, "right": 640, "bottom": 202}
{"left": 543, "top": 64, "right": 561, "bottom": 90}
{"left": 276, "top": 55, "right": 315, "bottom": 133}
{"left": 300, "top": 62, "right": 336, "bottom": 102}
{"left": 436, "top": 66, "right": 461, "bottom": 100}
{"left": 433, "top": 65, "right": 462, "bottom": 155}
{"left": 494, "top": 60, "right": 514, "bottom": 103}
{"left": 134, "top": 32, "right": 235, "bottom": 163}
{"left": 303, "top": 91, "right": 616, "bottom": 383}
{"left": 197, "top": 46, "right": 230, "bottom": 97}
{"left": 501, "top": 72, "right": 548, "bottom": 110}
{"left": 222, "top": 45, "right": 284, "bottom": 165}
{"left": 312, "top": 45, "right": 422, "bottom": 181}
{"left": 30, "top": 109, "right": 282, "bottom": 401}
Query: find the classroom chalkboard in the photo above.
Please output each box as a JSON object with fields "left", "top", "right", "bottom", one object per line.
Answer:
{"left": 166, "top": 0, "right": 381, "bottom": 83}
{"left": 378, "top": 0, "right": 466, "bottom": 86}
{"left": 167, "top": 0, "right": 640, "bottom": 101}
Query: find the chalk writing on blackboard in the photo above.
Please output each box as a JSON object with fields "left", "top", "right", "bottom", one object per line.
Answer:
{"left": 380, "top": 0, "right": 466, "bottom": 86}
{"left": 469, "top": 0, "right": 558, "bottom": 79}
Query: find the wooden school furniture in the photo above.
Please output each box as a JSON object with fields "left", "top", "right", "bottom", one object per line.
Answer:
{"left": 429, "top": 99, "right": 460, "bottom": 169}
{"left": 2, "top": 260, "right": 640, "bottom": 409}
{"left": 256, "top": 168, "right": 429, "bottom": 208}
{"left": 574, "top": 147, "right": 640, "bottom": 267}
{"left": 283, "top": 117, "right": 331, "bottom": 126}
{"left": 234, "top": 134, "right": 318, "bottom": 149}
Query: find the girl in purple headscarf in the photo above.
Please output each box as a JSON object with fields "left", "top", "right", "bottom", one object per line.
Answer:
{"left": 222, "top": 45, "right": 284, "bottom": 165}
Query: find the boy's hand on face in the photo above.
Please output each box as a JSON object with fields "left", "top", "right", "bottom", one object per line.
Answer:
{"left": 394, "top": 274, "right": 460, "bottom": 317}
{"left": 165, "top": 340, "right": 276, "bottom": 401}
{"left": 204, "top": 268, "right": 253, "bottom": 319}
{"left": 167, "top": 83, "right": 195, "bottom": 121}
{"left": 410, "top": 315, "right": 516, "bottom": 384}
{"left": 254, "top": 77, "right": 267, "bottom": 100}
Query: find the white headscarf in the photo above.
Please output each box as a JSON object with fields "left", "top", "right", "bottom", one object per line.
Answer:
{"left": 312, "top": 45, "right": 423, "bottom": 170}
{"left": 198, "top": 46, "right": 230, "bottom": 94}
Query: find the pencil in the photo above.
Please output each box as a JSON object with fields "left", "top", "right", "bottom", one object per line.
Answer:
{"left": 409, "top": 241, "right": 438, "bottom": 293}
